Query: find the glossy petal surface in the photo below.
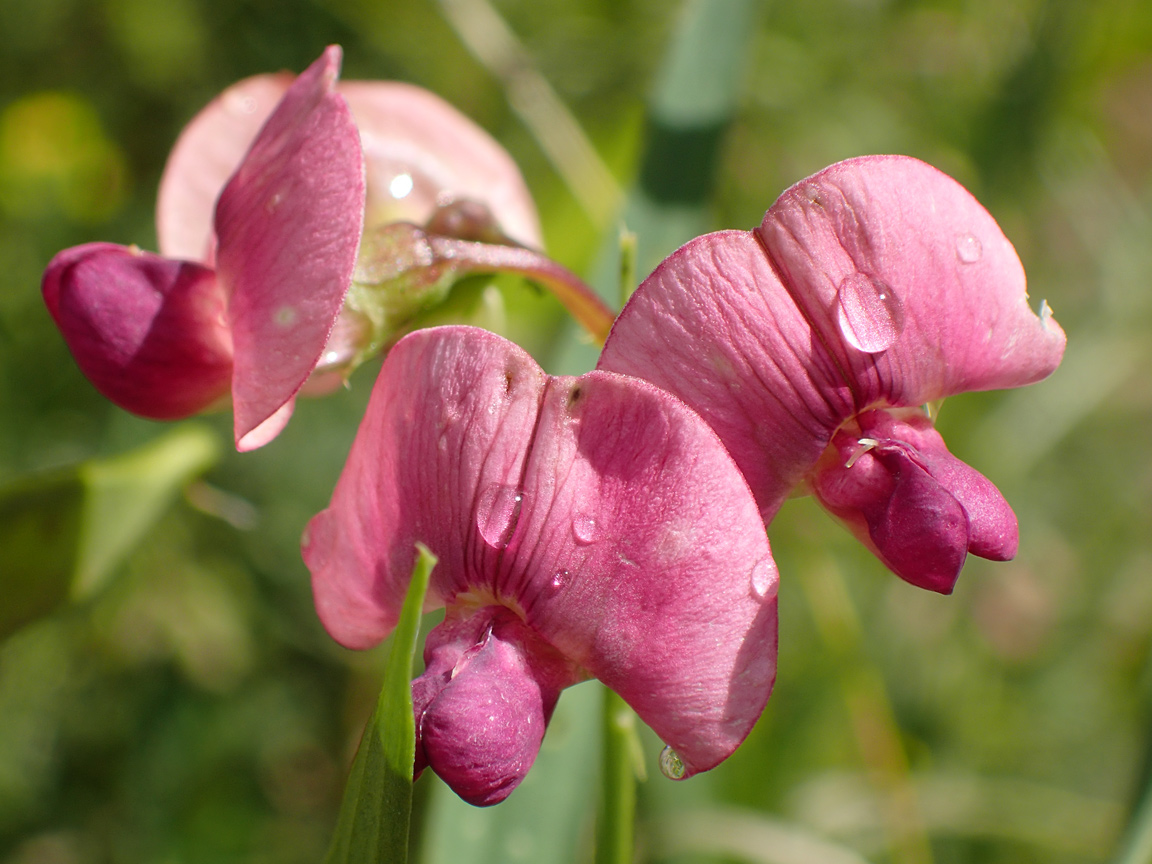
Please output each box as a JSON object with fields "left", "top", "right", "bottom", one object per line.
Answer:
{"left": 304, "top": 326, "right": 778, "bottom": 781}
{"left": 42, "top": 242, "right": 232, "bottom": 419}
{"left": 214, "top": 45, "right": 366, "bottom": 450}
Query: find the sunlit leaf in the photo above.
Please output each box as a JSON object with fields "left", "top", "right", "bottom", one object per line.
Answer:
{"left": 325, "top": 544, "right": 437, "bottom": 864}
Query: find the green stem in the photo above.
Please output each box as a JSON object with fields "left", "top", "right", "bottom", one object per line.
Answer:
{"left": 427, "top": 235, "right": 616, "bottom": 343}
{"left": 596, "top": 686, "right": 638, "bottom": 864}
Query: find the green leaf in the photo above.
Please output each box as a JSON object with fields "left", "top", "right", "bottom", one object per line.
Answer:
{"left": 0, "top": 468, "right": 84, "bottom": 638}
{"left": 73, "top": 423, "right": 221, "bottom": 598}
{"left": 325, "top": 543, "right": 437, "bottom": 864}
{"left": 0, "top": 424, "right": 221, "bottom": 638}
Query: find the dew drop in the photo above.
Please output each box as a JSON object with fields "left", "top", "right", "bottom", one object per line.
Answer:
{"left": 476, "top": 484, "right": 524, "bottom": 549}
{"left": 572, "top": 513, "right": 597, "bottom": 545}
{"left": 955, "top": 233, "right": 983, "bottom": 264}
{"left": 549, "top": 570, "right": 570, "bottom": 593}
{"left": 750, "top": 557, "right": 776, "bottom": 600}
{"left": 836, "top": 273, "right": 905, "bottom": 353}
{"left": 659, "top": 745, "right": 687, "bottom": 780}
{"left": 388, "top": 173, "right": 414, "bottom": 200}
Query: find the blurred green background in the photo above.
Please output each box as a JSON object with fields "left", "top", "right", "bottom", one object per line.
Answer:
{"left": 2, "top": 0, "right": 1151, "bottom": 862}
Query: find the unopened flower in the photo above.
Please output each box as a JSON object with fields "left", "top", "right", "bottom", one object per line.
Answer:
{"left": 43, "top": 47, "right": 365, "bottom": 450}
{"left": 303, "top": 326, "right": 779, "bottom": 805}
{"left": 599, "top": 155, "right": 1066, "bottom": 593}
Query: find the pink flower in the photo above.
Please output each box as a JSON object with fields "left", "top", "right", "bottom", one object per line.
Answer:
{"left": 599, "top": 155, "right": 1066, "bottom": 593}
{"left": 303, "top": 326, "right": 779, "bottom": 805}
{"left": 43, "top": 47, "right": 366, "bottom": 450}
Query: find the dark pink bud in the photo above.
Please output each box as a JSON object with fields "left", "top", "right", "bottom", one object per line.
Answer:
{"left": 42, "top": 242, "right": 232, "bottom": 419}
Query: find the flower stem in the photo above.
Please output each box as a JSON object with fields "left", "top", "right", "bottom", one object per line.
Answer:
{"left": 427, "top": 235, "right": 616, "bottom": 343}
{"left": 596, "top": 686, "right": 640, "bottom": 864}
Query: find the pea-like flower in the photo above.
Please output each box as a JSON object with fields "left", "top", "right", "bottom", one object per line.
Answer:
{"left": 42, "top": 47, "right": 365, "bottom": 450}
{"left": 303, "top": 326, "right": 779, "bottom": 805}
{"left": 599, "top": 155, "right": 1067, "bottom": 593}
{"left": 43, "top": 48, "right": 611, "bottom": 451}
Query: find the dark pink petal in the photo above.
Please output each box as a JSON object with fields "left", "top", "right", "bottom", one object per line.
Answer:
{"left": 304, "top": 326, "right": 778, "bottom": 780}
{"left": 413, "top": 607, "right": 578, "bottom": 806}
{"left": 338, "top": 81, "right": 541, "bottom": 246}
{"left": 861, "top": 410, "right": 1018, "bottom": 562}
{"left": 156, "top": 73, "right": 292, "bottom": 262}
{"left": 214, "top": 46, "right": 366, "bottom": 450}
{"left": 757, "top": 155, "right": 1067, "bottom": 406}
{"left": 42, "top": 242, "right": 232, "bottom": 419}
{"left": 599, "top": 230, "right": 852, "bottom": 520}
{"left": 809, "top": 410, "right": 1018, "bottom": 593}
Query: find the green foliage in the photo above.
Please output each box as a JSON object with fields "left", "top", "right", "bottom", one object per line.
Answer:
{"left": 325, "top": 545, "right": 436, "bottom": 864}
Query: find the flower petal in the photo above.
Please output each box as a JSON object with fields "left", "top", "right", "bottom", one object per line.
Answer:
{"left": 413, "top": 606, "right": 576, "bottom": 806}
{"left": 304, "top": 325, "right": 778, "bottom": 777}
{"left": 756, "top": 155, "right": 1067, "bottom": 406}
{"left": 214, "top": 45, "right": 366, "bottom": 450}
{"left": 809, "top": 410, "right": 1018, "bottom": 592}
{"left": 42, "top": 242, "right": 232, "bottom": 419}
{"left": 508, "top": 367, "right": 778, "bottom": 776}
{"left": 599, "top": 230, "right": 851, "bottom": 519}
{"left": 338, "top": 81, "right": 541, "bottom": 246}
{"left": 304, "top": 325, "right": 547, "bottom": 649}
{"left": 156, "top": 73, "right": 292, "bottom": 262}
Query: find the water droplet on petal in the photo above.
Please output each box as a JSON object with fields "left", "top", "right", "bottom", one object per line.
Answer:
{"left": 750, "top": 557, "right": 776, "bottom": 600}
{"left": 476, "top": 484, "right": 524, "bottom": 550}
{"left": 549, "top": 570, "right": 570, "bottom": 593}
{"left": 388, "top": 173, "right": 414, "bottom": 200}
{"left": 659, "top": 745, "right": 687, "bottom": 780}
{"left": 956, "top": 233, "right": 983, "bottom": 264}
{"left": 836, "top": 273, "right": 905, "bottom": 353}
{"left": 572, "top": 513, "right": 597, "bottom": 545}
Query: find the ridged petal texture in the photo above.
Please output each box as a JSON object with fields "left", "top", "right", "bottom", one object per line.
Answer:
{"left": 214, "top": 45, "right": 365, "bottom": 450}
{"left": 599, "top": 155, "right": 1066, "bottom": 591}
{"left": 304, "top": 326, "right": 778, "bottom": 804}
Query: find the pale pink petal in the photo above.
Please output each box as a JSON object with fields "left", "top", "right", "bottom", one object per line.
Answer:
{"left": 757, "top": 155, "right": 1067, "bottom": 407}
{"left": 235, "top": 397, "right": 295, "bottom": 452}
{"left": 42, "top": 242, "right": 232, "bottom": 419}
{"left": 214, "top": 45, "right": 366, "bottom": 449}
{"left": 304, "top": 326, "right": 778, "bottom": 778}
{"left": 599, "top": 230, "right": 852, "bottom": 520}
{"left": 339, "top": 81, "right": 541, "bottom": 247}
{"left": 156, "top": 74, "right": 292, "bottom": 261}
